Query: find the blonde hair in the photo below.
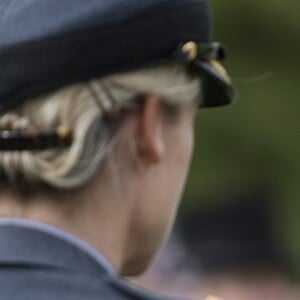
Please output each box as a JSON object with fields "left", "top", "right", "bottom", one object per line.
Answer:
{"left": 0, "top": 64, "right": 201, "bottom": 189}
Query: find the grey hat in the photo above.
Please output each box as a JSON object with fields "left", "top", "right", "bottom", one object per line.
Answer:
{"left": 0, "top": 0, "right": 235, "bottom": 113}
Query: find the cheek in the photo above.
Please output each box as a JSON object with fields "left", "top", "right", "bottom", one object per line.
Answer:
{"left": 161, "top": 127, "right": 195, "bottom": 223}
{"left": 171, "top": 127, "right": 195, "bottom": 193}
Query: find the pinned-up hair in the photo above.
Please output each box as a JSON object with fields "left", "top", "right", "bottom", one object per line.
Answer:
{"left": 0, "top": 64, "right": 201, "bottom": 190}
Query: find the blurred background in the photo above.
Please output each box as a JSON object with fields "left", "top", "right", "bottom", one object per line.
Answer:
{"left": 135, "top": 1, "right": 300, "bottom": 299}
{"left": 185, "top": 0, "right": 300, "bottom": 272}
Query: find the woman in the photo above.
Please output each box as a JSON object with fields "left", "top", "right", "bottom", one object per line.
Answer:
{"left": 0, "top": 0, "right": 234, "bottom": 299}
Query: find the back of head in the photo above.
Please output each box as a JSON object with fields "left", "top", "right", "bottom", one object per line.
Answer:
{"left": 0, "top": 0, "right": 235, "bottom": 192}
{"left": 0, "top": 64, "right": 200, "bottom": 190}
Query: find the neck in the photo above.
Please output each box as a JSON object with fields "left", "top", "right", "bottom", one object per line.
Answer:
{"left": 0, "top": 178, "right": 134, "bottom": 275}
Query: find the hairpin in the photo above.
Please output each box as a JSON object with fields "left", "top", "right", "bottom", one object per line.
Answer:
{"left": 0, "top": 126, "right": 72, "bottom": 151}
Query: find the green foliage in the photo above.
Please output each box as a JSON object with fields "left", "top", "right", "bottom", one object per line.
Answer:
{"left": 181, "top": 0, "right": 300, "bottom": 276}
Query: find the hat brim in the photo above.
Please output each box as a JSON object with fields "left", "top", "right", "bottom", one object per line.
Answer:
{"left": 193, "top": 59, "right": 236, "bottom": 108}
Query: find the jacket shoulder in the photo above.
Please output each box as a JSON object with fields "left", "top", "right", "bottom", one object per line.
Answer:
{"left": 0, "top": 267, "right": 175, "bottom": 300}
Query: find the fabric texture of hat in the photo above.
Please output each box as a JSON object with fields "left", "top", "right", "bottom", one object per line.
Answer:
{"left": 0, "top": 0, "right": 235, "bottom": 112}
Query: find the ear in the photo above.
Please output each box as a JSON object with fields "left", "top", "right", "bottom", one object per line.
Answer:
{"left": 135, "top": 94, "right": 165, "bottom": 165}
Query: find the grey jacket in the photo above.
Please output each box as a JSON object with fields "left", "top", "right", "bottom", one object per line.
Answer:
{"left": 0, "top": 224, "right": 175, "bottom": 300}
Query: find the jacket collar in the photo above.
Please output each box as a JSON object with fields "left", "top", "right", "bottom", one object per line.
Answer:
{"left": 0, "top": 221, "right": 112, "bottom": 277}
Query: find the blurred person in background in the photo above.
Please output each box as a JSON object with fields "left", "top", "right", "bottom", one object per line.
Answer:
{"left": 0, "top": 0, "right": 234, "bottom": 299}
{"left": 136, "top": 191, "right": 300, "bottom": 300}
